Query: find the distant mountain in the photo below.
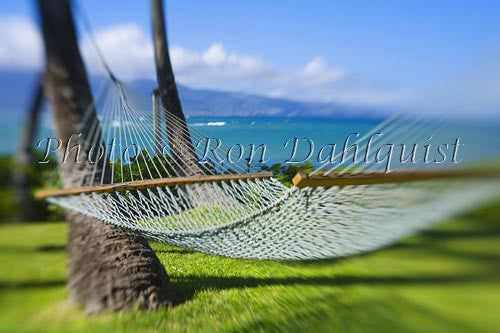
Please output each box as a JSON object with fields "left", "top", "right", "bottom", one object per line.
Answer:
{"left": 0, "top": 70, "right": 40, "bottom": 112}
{"left": 0, "top": 70, "right": 387, "bottom": 120}
{"left": 132, "top": 79, "right": 387, "bottom": 120}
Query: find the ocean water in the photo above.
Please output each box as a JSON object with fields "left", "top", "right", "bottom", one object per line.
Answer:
{"left": 1, "top": 112, "right": 498, "bottom": 170}
{"left": 186, "top": 116, "right": 379, "bottom": 166}
{"left": 0, "top": 113, "right": 376, "bottom": 163}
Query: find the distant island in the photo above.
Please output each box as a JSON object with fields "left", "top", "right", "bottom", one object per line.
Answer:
{"left": 0, "top": 70, "right": 389, "bottom": 120}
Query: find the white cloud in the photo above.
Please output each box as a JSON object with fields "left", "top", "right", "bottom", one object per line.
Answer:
{"left": 80, "top": 23, "right": 155, "bottom": 79}
{"left": 0, "top": 17, "right": 42, "bottom": 69}
{"left": 0, "top": 16, "right": 402, "bottom": 106}
{"left": 170, "top": 43, "right": 272, "bottom": 82}
{"left": 301, "top": 57, "right": 344, "bottom": 85}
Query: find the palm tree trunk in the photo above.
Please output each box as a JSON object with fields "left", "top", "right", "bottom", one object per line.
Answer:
{"left": 151, "top": 0, "right": 202, "bottom": 177}
{"left": 37, "top": 0, "right": 173, "bottom": 313}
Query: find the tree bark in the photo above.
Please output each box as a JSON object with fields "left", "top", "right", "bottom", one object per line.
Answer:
{"left": 13, "top": 75, "right": 44, "bottom": 221}
{"left": 151, "top": 0, "right": 202, "bottom": 177}
{"left": 37, "top": 0, "right": 173, "bottom": 313}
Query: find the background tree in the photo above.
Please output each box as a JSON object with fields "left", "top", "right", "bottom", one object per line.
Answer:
{"left": 13, "top": 75, "right": 44, "bottom": 221}
{"left": 37, "top": 0, "right": 173, "bottom": 313}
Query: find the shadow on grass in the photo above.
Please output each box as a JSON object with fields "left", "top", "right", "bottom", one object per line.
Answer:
{"left": 419, "top": 228, "right": 500, "bottom": 240}
{"left": 36, "top": 244, "right": 66, "bottom": 252}
{"left": 0, "top": 244, "right": 66, "bottom": 254}
{"left": 156, "top": 248, "right": 195, "bottom": 254}
{"left": 0, "top": 279, "right": 65, "bottom": 290}
{"left": 171, "top": 269, "right": 500, "bottom": 305}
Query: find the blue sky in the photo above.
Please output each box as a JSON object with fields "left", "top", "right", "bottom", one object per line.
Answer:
{"left": 1, "top": 0, "right": 500, "bottom": 114}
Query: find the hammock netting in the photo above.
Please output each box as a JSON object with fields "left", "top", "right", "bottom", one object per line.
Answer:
{"left": 41, "top": 77, "right": 500, "bottom": 260}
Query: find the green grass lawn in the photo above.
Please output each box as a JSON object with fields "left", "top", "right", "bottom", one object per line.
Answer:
{"left": 1, "top": 201, "right": 500, "bottom": 333}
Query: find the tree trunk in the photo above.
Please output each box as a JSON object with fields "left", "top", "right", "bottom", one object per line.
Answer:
{"left": 13, "top": 75, "right": 43, "bottom": 222}
{"left": 37, "top": 0, "right": 173, "bottom": 313}
{"left": 151, "top": 0, "right": 202, "bottom": 177}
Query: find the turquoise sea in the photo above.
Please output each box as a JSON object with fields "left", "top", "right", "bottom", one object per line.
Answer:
{"left": 1, "top": 112, "right": 499, "bottom": 170}
{"left": 0, "top": 113, "right": 376, "bottom": 163}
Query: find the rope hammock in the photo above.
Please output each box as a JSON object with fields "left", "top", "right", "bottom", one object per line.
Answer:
{"left": 34, "top": 75, "right": 500, "bottom": 260}
{"left": 35, "top": 4, "right": 500, "bottom": 260}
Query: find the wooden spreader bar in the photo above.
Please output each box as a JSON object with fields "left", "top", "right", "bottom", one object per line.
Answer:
{"left": 34, "top": 169, "right": 500, "bottom": 199}
{"left": 292, "top": 169, "right": 500, "bottom": 188}
{"left": 35, "top": 172, "right": 274, "bottom": 199}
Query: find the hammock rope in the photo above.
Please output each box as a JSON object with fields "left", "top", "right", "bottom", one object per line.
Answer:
{"left": 35, "top": 3, "right": 500, "bottom": 259}
{"left": 35, "top": 74, "right": 500, "bottom": 260}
